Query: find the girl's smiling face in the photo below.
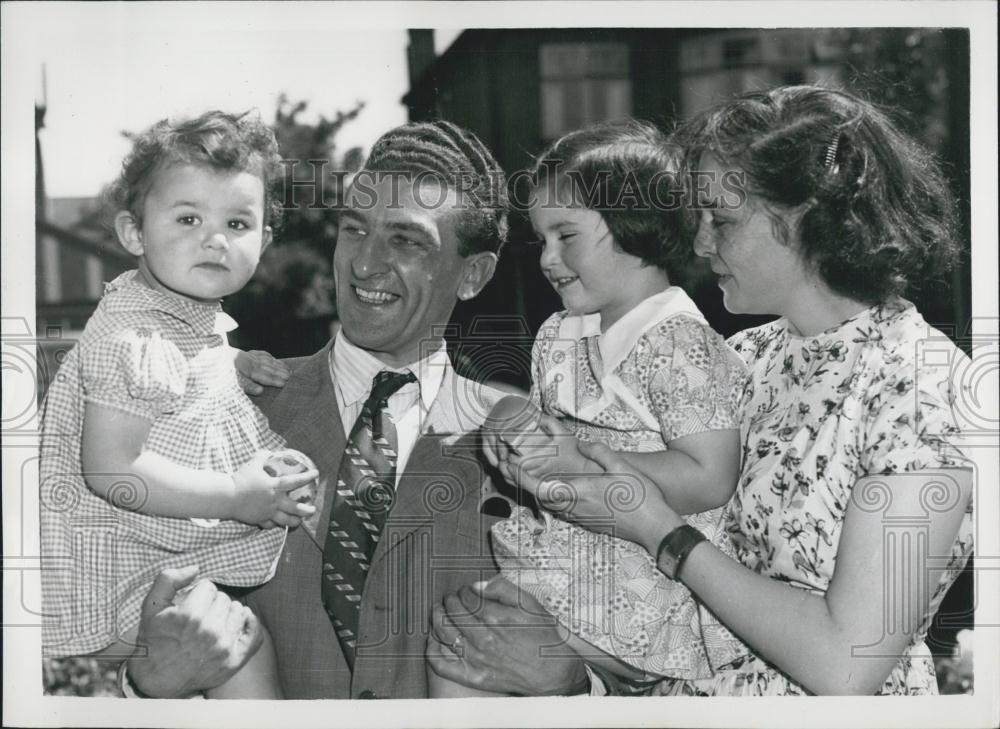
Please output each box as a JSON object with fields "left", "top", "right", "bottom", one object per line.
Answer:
{"left": 529, "top": 183, "right": 654, "bottom": 330}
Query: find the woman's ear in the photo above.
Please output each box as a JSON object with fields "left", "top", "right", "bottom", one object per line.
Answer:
{"left": 457, "top": 252, "right": 498, "bottom": 301}
{"left": 114, "top": 211, "right": 144, "bottom": 257}
{"left": 262, "top": 225, "right": 274, "bottom": 252}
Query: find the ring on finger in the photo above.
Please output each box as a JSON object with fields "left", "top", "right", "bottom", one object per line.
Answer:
{"left": 451, "top": 635, "right": 463, "bottom": 652}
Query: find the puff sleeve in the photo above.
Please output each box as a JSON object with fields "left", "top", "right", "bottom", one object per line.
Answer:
{"left": 80, "top": 327, "right": 189, "bottom": 421}
{"left": 647, "top": 317, "right": 748, "bottom": 442}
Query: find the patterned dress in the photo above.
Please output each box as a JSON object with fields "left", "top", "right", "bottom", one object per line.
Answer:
{"left": 40, "top": 271, "right": 286, "bottom": 657}
{"left": 491, "top": 287, "right": 749, "bottom": 678}
{"left": 656, "top": 299, "right": 974, "bottom": 696}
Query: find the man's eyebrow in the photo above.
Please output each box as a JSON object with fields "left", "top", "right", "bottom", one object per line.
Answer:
{"left": 340, "top": 209, "right": 367, "bottom": 223}
{"left": 387, "top": 220, "right": 438, "bottom": 245}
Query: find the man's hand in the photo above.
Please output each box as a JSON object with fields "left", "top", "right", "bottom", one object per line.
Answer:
{"left": 234, "top": 349, "right": 290, "bottom": 395}
{"left": 127, "top": 566, "right": 263, "bottom": 698}
{"left": 426, "top": 576, "right": 588, "bottom": 696}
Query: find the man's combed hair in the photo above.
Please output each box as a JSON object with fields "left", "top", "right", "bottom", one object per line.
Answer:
{"left": 531, "top": 120, "right": 692, "bottom": 277}
{"left": 361, "top": 120, "right": 509, "bottom": 256}
{"left": 108, "top": 110, "right": 285, "bottom": 229}
{"left": 673, "top": 85, "right": 962, "bottom": 304}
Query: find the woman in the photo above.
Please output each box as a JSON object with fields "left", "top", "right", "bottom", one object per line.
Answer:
{"left": 430, "top": 86, "right": 973, "bottom": 696}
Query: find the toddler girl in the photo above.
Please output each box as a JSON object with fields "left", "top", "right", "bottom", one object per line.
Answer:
{"left": 430, "top": 121, "right": 748, "bottom": 695}
{"left": 39, "top": 110, "right": 316, "bottom": 698}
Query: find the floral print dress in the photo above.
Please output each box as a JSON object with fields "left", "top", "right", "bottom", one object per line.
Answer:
{"left": 492, "top": 287, "right": 749, "bottom": 679}
{"left": 656, "top": 299, "right": 974, "bottom": 696}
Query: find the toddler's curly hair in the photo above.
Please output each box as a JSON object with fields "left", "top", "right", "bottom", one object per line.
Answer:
{"left": 107, "top": 109, "right": 285, "bottom": 229}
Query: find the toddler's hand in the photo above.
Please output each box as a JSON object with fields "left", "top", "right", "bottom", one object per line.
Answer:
{"left": 231, "top": 451, "right": 318, "bottom": 528}
{"left": 235, "top": 350, "right": 290, "bottom": 395}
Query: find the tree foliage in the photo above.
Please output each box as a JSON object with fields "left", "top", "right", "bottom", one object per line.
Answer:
{"left": 225, "top": 95, "right": 366, "bottom": 356}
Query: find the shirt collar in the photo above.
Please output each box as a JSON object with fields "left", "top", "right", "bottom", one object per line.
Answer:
{"left": 100, "top": 270, "right": 229, "bottom": 336}
{"left": 331, "top": 328, "right": 449, "bottom": 412}
{"left": 558, "top": 286, "right": 707, "bottom": 375}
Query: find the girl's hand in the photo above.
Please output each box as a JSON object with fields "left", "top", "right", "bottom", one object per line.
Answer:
{"left": 234, "top": 350, "right": 290, "bottom": 395}
{"left": 481, "top": 395, "right": 542, "bottom": 470}
{"left": 502, "top": 440, "right": 683, "bottom": 553}
{"left": 230, "top": 451, "right": 318, "bottom": 528}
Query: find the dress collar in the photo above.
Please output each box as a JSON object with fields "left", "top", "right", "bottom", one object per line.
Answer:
{"left": 100, "top": 270, "right": 230, "bottom": 337}
{"left": 331, "top": 328, "right": 449, "bottom": 411}
{"left": 557, "top": 286, "right": 707, "bottom": 376}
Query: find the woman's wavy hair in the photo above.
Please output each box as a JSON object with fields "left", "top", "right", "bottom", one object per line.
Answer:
{"left": 531, "top": 120, "right": 692, "bottom": 277}
{"left": 674, "top": 85, "right": 962, "bottom": 304}
{"left": 107, "top": 109, "right": 285, "bottom": 230}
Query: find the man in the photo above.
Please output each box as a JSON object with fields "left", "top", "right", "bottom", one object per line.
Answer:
{"left": 123, "top": 120, "right": 585, "bottom": 699}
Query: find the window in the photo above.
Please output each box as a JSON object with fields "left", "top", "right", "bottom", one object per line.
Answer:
{"left": 540, "top": 43, "right": 632, "bottom": 140}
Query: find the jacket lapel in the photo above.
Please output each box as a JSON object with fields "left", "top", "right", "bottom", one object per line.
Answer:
{"left": 273, "top": 341, "right": 346, "bottom": 548}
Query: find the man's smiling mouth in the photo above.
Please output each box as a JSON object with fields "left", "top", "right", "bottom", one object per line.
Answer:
{"left": 353, "top": 286, "right": 400, "bottom": 305}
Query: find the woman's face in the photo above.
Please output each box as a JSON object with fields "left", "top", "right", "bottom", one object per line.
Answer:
{"left": 692, "top": 153, "right": 812, "bottom": 317}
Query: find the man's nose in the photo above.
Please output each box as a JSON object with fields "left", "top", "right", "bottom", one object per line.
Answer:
{"left": 350, "top": 234, "right": 390, "bottom": 278}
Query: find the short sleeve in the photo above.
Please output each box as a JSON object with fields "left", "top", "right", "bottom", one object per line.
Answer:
{"left": 861, "top": 354, "right": 970, "bottom": 474}
{"left": 647, "top": 317, "right": 748, "bottom": 442}
{"left": 81, "top": 328, "right": 189, "bottom": 421}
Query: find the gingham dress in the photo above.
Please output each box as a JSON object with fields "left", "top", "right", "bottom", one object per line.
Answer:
{"left": 491, "top": 288, "right": 751, "bottom": 678}
{"left": 40, "top": 271, "right": 286, "bottom": 657}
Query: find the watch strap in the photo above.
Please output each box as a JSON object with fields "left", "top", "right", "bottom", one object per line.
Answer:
{"left": 656, "top": 524, "right": 707, "bottom": 580}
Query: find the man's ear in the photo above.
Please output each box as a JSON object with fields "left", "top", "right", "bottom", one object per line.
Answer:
{"left": 262, "top": 225, "right": 274, "bottom": 252}
{"left": 457, "top": 252, "right": 498, "bottom": 302}
{"left": 114, "top": 211, "right": 144, "bottom": 257}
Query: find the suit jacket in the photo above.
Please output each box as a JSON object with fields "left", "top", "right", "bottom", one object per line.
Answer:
{"left": 245, "top": 340, "right": 504, "bottom": 699}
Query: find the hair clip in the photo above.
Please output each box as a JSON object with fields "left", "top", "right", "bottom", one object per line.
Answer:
{"left": 824, "top": 132, "right": 841, "bottom": 173}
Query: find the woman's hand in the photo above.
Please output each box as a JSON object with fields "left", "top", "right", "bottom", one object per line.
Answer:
{"left": 426, "top": 576, "right": 589, "bottom": 696}
{"left": 500, "top": 434, "right": 684, "bottom": 554}
{"left": 234, "top": 349, "right": 290, "bottom": 395}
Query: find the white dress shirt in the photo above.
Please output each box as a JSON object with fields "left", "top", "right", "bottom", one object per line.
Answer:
{"left": 328, "top": 329, "right": 449, "bottom": 483}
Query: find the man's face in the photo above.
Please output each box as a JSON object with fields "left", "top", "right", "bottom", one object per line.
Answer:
{"left": 333, "top": 174, "right": 493, "bottom": 367}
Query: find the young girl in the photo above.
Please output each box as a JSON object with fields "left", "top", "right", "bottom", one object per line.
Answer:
{"left": 39, "top": 110, "right": 317, "bottom": 698}
{"left": 429, "top": 121, "right": 748, "bottom": 696}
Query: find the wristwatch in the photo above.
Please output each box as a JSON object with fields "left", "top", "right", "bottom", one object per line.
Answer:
{"left": 655, "top": 524, "right": 707, "bottom": 580}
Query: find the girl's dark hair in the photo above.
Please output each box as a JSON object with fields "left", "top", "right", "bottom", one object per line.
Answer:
{"left": 108, "top": 110, "right": 285, "bottom": 229}
{"left": 674, "top": 85, "right": 961, "bottom": 304}
{"left": 531, "top": 120, "right": 691, "bottom": 276}
{"left": 362, "top": 120, "right": 508, "bottom": 257}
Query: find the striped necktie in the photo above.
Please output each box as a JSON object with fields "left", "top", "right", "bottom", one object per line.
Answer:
{"left": 321, "top": 369, "right": 417, "bottom": 669}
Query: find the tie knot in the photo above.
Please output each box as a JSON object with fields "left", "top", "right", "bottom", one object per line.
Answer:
{"left": 368, "top": 370, "right": 417, "bottom": 409}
